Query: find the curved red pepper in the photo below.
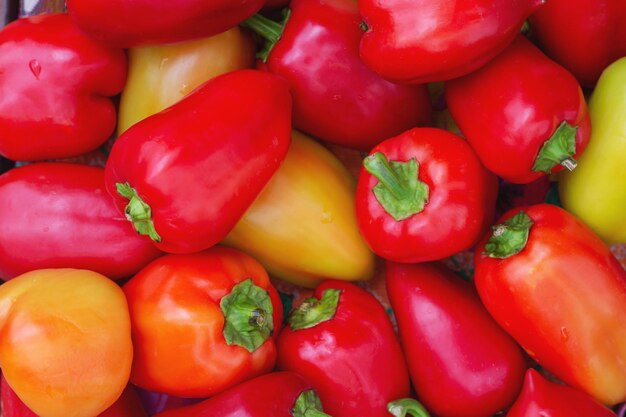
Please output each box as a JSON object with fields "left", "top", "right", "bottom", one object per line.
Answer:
{"left": 0, "top": 13, "right": 126, "bottom": 161}
{"left": 104, "top": 69, "right": 292, "bottom": 254}
{"left": 386, "top": 261, "right": 527, "bottom": 417}
{"left": 355, "top": 127, "right": 498, "bottom": 263}
{"left": 154, "top": 372, "right": 331, "bottom": 417}
{"left": 0, "top": 163, "right": 162, "bottom": 281}
{"left": 474, "top": 204, "right": 626, "bottom": 405}
{"left": 277, "top": 280, "right": 410, "bottom": 417}
{"left": 506, "top": 369, "right": 617, "bottom": 417}
{"left": 530, "top": 0, "right": 626, "bottom": 88}
{"left": 445, "top": 35, "right": 591, "bottom": 184}
{"left": 244, "top": 0, "right": 431, "bottom": 151}
{"left": 66, "top": 0, "right": 266, "bottom": 47}
{"left": 358, "top": 0, "right": 543, "bottom": 84}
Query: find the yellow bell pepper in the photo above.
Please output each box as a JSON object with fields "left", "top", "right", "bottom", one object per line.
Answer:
{"left": 117, "top": 27, "right": 256, "bottom": 134}
{"left": 559, "top": 57, "right": 626, "bottom": 244}
{"left": 223, "top": 130, "right": 376, "bottom": 288}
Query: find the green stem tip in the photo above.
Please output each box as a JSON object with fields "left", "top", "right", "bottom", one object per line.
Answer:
{"left": 241, "top": 9, "right": 291, "bottom": 63}
{"left": 387, "top": 399, "right": 431, "bottom": 417}
{"left": 483, "top": 211, "right": 534, "bottom": 259}
{"left": 532, "top": 121, "right": 578, "bottom": 174}
{"left": 288, "top": 288, "right": 341, "bottom": 331}
{"left": 115, "top": 182, "right": 161, "bottom": 243}
{"left": 292, "top": 390, "right": 332, "bottom": 417}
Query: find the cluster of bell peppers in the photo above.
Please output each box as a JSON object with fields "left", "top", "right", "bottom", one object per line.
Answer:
{"left": 0, "top": 1, "right": 625, "bottom": 417}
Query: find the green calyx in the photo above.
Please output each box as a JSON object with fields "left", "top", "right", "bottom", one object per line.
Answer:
{"left": 291, "top": 390, "right": 332, "bottom": 417}
{"left": 363, "top": 152, "right": 429, "bottom": 221}
{"left": 532, "top": 121, "right": 578, "bottom": 174}
{"left": 483, "top": 211, "right": 534, "bottom": 259}
{"left": 387, "top": 399, "right": 431, "bottom": 417}
{"left": 115, "top": 182, "right": 161, "bottom": 243}
{"left": 220, "top": 278, "right": 274, "bottom": 352}
{"left": 288, "top": 288, "right": 341, "bottom": 331}
{"left": 241, "top": 9, "right": 291, "bottom": 63}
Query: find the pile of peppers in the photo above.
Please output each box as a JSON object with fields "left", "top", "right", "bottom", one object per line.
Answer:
{"left": 0, "top": 1, "right": 625, "bottom": 417}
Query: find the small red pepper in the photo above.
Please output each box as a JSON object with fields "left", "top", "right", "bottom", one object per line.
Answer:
{"left": 0, "top": 13, "right": 126, "bottom": 161}
{"left": 445, "top": 35, "right": 591, "bottom": 184}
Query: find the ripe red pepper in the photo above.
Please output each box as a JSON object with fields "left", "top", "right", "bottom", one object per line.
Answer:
{"left": 0, "top": 163, "right": 162, "bottom": 281}
{"left": 506, "top": 369, "right": 617, "bottom": 417}
{"left": 530, "top": 0, "right": 626, "bottom": 88}
{"left": 474, "top": 204, "right": 626, "bottom": 405}
{"left": 123, "top": 246, "right": 283, "bottom": 398}
{"left": 153, "top": 372, "right": 331, "bottom": 417}
{"left": 277, "top": 280, "right": 410, "bottom": 417}
{"left": 445, "top": 35, "right": 591, "bottom": 184}
{"left": 0, "top": 13, "right": 126, "bottom": 161}
{"left": 358, "top": 0, "right": 543, "bottom": 84}
{"left": 355, "top": 127, "right": 498, "bottom": 263}
{"left": 243, "top": 0, "right": 431, "bottom": 151}
{"left": 66, "top": 0, "right": 265, "bottom": 47}
{"left": 104, "top": 69, "right": 292, "bottom": 254}
{"left": 386, "top": 261, "right": 527, "bottom": 417}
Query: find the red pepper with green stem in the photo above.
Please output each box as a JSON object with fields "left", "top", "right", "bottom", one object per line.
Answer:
{"left": 355, "top": 127, "right": 498, "bottom": 263}
{"left": 445, "top": 35, "right": 591, "bottom": 184}
{"left": 276, "top": 280, "right": 410, "bottom": 417}
{"left": 242, "top": 0, "right": 432, "bottom": 151}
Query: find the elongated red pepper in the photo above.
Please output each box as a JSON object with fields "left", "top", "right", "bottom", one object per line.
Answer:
{"left": 0, "top": 13, "right": 126, "bottom": 161}
{"left": 277, "top": 280, "right": 410, "bottom": 417}
{"left": 474, "top": 204, "right": 626, "bottom": 405}
{"left": 445, "top": 35, "right": 591, "bottom": 184}
{"left": 153, "top": 372, "right": 330, "bottom": 417}
{"left": 0, "top": 163, "right": 162, "bottom": 281}
{"left": 104, "top": 69, "right": 292, "bottom": 254}
{"left": 244, "top": 0, "right": 432, "bottom": 151}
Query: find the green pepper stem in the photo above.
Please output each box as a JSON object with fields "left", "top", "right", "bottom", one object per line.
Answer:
{"left": 115, "top": 182, "right": 161, "bottom": 243}
{"left": 288, "top": 288, "right": 340, "bottom": 330}
{"left": 241, "top": 10, "right": 291, "bottom": 63}
{"left": 483, "top": 211, "right": 534, "bottom": 259}
{"left": 292, "top": 390, "right": 332, "bottom": 417}
{"left": 387, "top": 399, "right": 431, "bottom": 417}
{"left": 532, "top": 121, "right": 578, "bottom": 174}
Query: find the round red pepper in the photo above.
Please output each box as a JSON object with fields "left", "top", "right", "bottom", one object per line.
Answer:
{"left": 355, "top": 127, "right": 498, "bottom": 263}
{"left": 445, "top": 35, "right": 591, "bottom": 184}
{"left": 104, "top": 69, "right": 292, "bottom": 254}
{"left": 0, "top": 13, "right": 126, "bottom": 161}
{"left": 277, "top": 280, "right": 410, "bottom": 417}
{"left": 123, "top": 246, "right": 283, "bottom": 398}
{"left": 0, "top": 163, "right": 162, "bottom": 281}
{"left": 474, "top": 204, "right": 626, "bottom": 405}
{"left": 386, "top": 261, "right": 527, "bottom": 417}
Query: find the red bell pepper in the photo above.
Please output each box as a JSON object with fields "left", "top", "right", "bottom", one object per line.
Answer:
{"left": 104, "top": 69, "right": 292, "bottom": 254}
{"left": 123, "top": 246, "right": 283, "bottom": 398}
{"left": 506, "top": 369, "right": 617, "bottom": 417}
{"left": 358, "top": 0, "right": 544, "bottom": 84}
{"left": 355, "top": 127, "right": 498, "bottom": 263}
{"left": 277, "top": 280, "right": 410, "bottom": 417}
{"left": 0, "top": 163, "right": 163, "bottom": 281}
{"left": 153, "top": 372, "right": 330, "bottom": 417}
{"left": 474, "top": 204, "right": 626, "bottom": 405}
{"left": 66, "top": 0, "right": 266, "bottom": 47}
{"left": 445, "top": 35, "right": 591, "bottom": 184}
{"left": 243, "top": 0, "right": 432, "bottom": 151}
{"left": 386, "top": 261, "right": 527, "bottom": 417}
{"left": 530, "top": 0, "right": 626, "bottom": 88}
{"left": 0, "top": 13, "right": 126, "bottom": 161}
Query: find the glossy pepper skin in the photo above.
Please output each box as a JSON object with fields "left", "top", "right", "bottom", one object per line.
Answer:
{"left": 123, "top": 246, "right": 283, "bottom": 398}
{"left": 223, "top": 130, "right": 375, "bottom": 288}
{"left": 277, "top": 280, "right": 410, "bottom": 417}
{"left": 0, "top": 13, "right": 126, "bottom": 161}
{"left": 154, "top": 372, "right": 330, "bottom": 417}
{"left": 506, "top": 369, "right": 617, "bottom": 417}
{"left": 445, "top": 35, "right": 591, "bottom": 184}
{"left": 355, "top": 127, "right": 498, "bottom": 263}
{"left": 559, "top": 57, "right": 626, "bottom": 244}
{"left": 117, "top": 27, "right": 256, "bottom": 134}
{"left": 474, "top": 204, "right": 626, "bottom": 405}
{"left": 386, "top": 261, "right": 527, "bottom": 417}
{"left": 66, "top": 0, "right": 265, "bottom": 48}
{"left": 358, "top": 0, "right": 544, "bottom": 84}
{"left": 530, "top": 0, "right": 626, "bottom": 88}
{"left": 104, "top": 69, "right": 292, "bottom": 254}
{"left": 244, "top": 0, "right": 431, "bottom": 151}
{"left": 0, "top": 163, "right": 162, "bottom": 281}
{"left": 0, "top": 269, "right": 133, "bottom": 417}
